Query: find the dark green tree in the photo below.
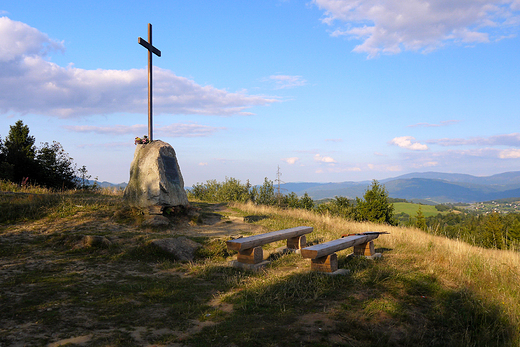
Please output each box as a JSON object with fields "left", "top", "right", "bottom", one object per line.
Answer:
{"left": 0, "top": 136, "right": 14, "bottom": 181}
{"left": 284, "top": 192, "right": 300, "bottom": 208}
{"left": 299, "top": 192, "right": 314, "bottom": 210}
{"left": 2, "top": 120, "right": 37, "bottom": 183}
{"left": 36, "top": 141, "right": 78, "bottom": 189}
{"left": 316, "top": 196, "right": 356, "bottom": 219}
{"left": 256, "top": 177, "right": 275, "bottom": 205}
{"left": 356, "top": 180, "right": 396, "bottom": 225}
{"left": 415, "top": 205, "right": 427, "bottom": 230}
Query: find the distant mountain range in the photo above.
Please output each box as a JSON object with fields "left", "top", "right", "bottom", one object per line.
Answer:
{"left": 98, "top": 171, "right": 520, "bottom": 204}
{"left": 86, "top": 180, "right": 127, "bottom": 189}
{"left": 278, "top": 171, "right": 520, "bottom": 204}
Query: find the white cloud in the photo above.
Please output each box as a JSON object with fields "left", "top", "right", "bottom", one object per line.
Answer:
{"left": 314, "top": 154, "right": 337, "bottom": 163}
{"left": 0, "top": 17, "right": 64, "bottom": 62}
{"left": 313, "top": 0, "right": 520, "bottom": 57}
{"left": 282, "top": 157, "right": 300, "bottom": 164}
{"left": 64, "top": 122, "right": 223, "bottom": 137}
{"left": 268, "top": 75, "right": 307, "bottom": 89}
{"left": 199, "top": 162, "right": 209, "bottom": 166}
{"left": 499, "top": 149, "right": 520, "bottom": 158}
{"left": 390, "top": 136, "right": 428, "bottom": 150}
{"left": 0, "top": 17, "right": 277, "bottom": 118}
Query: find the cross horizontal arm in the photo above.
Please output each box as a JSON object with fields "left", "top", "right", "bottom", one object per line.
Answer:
{"left": 138, "top": 37, "right": 161, "bottom": 57}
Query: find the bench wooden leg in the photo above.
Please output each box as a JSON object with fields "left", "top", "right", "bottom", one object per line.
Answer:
{"left": 354, "top": 241, "right": 375, "bottom": 256}
{"left": 237, "top": 246, "right": 264, "bottom": 264}
{"left": 311, "top": 253, "right": 338, "bottom": 273}
{"left": 287, "top": 235, "right": 306, "bottom": 250}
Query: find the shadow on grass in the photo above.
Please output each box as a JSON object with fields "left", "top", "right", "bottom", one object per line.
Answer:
{"left": 185, "top": 257, "right": 515, "bottom": 347}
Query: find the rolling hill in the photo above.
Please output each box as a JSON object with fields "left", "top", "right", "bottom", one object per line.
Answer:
{"left": 279, "top": 171, "right": 520, "bottom": 203}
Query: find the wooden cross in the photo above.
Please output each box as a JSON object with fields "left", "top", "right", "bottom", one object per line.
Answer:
{"left": 138, "top": 23, "right": 161, "bottom": 142}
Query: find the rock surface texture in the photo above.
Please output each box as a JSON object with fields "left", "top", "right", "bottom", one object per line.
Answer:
{"left": 123, "top": 140, "right": 189, "bottom": 210}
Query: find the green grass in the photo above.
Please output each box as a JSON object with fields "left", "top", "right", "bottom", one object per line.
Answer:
{"left": 0, "top": 192, "right": 518, "bottom": 346}
{"left": 393, "top": 202, "right": 444, "bottom": 217}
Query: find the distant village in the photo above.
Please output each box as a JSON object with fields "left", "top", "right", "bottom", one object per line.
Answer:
{"left": 462, "top": 200, "right": 520, "bottom": 214}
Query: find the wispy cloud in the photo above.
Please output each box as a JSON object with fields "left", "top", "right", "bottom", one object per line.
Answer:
{"left": 367, "top": 163, "right": 402, "bottom": 172}
{"left": 313, "top": 0, "right": 520, "bottom": 58}
{"left": 268, "top": 75, "right": 307, "bottom": 89}
{"left": 428, "top": 133, "right": 520, "bottom": 147}
{"left": 411, "top": 161, "right": 439, "bottom": 168}
{"left": 282, "top": 157, "right": 300, "bottom": 164}
{"left": 389, "top": 136, "right": 428, "bottom": 151}
{"left": 325, "top": 138, "right": 343, "bottom": 142}
{"left": 0, "top": 17, "right": 278, "bottom": 118}
{"left": 408, "top": 120, "right": 460, "bottom": 128}
{"left": 64, "top": 122, "right": 224, "bottom": 137}
{"left": 64, "top": 124, "right": 146, "bottom": 135}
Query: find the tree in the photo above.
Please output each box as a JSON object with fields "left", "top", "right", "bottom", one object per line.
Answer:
{"left": 482, "top": 212, "right": 504, "bottom": 249}
{"left": 415, "top": 205, "right": 426, "bottom": 230}
{"left": 1, "top": 120, "right": 83, "bottom": 190}
{"left": 36, "top": 141, "right": 78, "bottom": 189}
{"left": 284, "top": 192, "right": 300, "bottom": 208}
{"left": 78, "top": 165, "right": 91, "bottom": 189}
{"left": 2, "top": 120, "right": 37, "bottom": 183}
{"left": 256, "top": 177, "right": 275, "bottom": 205}
{"left": 356, "top": 180, "right": 396, "bottom": 225}
{"left": 299, "top": 192, "right": 314, "bottom": 210}
{"left": 316, "top": 196, "right": 356, "bottom": 219}
{"left": 0, "top": 136, "right": 14, "bottom": 181}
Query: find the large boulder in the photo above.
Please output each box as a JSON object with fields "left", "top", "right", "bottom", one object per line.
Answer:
{"left": 123, "top": 140, "right": 189, "bottom": 210}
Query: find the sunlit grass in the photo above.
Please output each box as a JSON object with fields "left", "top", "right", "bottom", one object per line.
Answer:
{"left": 1, "top": 196, "right": 519, "bottom": 346}
{"left": 229, "top": 201, "right": 520, "bottom": 344}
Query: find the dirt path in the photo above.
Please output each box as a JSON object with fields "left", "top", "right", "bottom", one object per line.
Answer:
{"left": 0, "top": 202, "right": 268, "bottom": 346}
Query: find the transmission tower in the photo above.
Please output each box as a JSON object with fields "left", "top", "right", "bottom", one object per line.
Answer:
{"left": 275, "top": 166, "right": 286, "bottom": 205}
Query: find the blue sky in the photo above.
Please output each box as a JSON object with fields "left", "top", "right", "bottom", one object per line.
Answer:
{"left": 1, "top": 0, "right": 520, "bottom": 186}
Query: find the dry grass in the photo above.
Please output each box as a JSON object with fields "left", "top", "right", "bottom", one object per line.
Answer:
{"left": 2, "top": 195, "right": 519, "bottom": 346}
{"left": 232, "top": 201, "right": 520, "bottom": 339}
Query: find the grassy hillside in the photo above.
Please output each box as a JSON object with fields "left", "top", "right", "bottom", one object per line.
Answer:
{"left": 393, "top": 202, "right": 443, "bottom": 217}
{"left": 1, "top": 187, "right": 519, "bottom": 346}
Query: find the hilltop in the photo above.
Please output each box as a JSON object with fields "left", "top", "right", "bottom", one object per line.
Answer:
{"left": 1, "top": 189, "right": 519, "bottom": 346}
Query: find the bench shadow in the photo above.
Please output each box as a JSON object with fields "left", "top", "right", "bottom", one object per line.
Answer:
{"left": 375, "top": 247, "right": 392, "bottom": 253}
{"left": 243, "top": 215, "right": 269, "bottom": 223}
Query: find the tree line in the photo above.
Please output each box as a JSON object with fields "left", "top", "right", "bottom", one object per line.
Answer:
{"left": 187, "top": 177, "right": 396, "bottom": 225}
{"left": 188, "top": 177, "right": 520, "bottom": 251}
{"left": 416, "top": 209, "right": 520, "bottom": 250}
{"left": 0, "top": 120, "right": 89, "bottom": 190}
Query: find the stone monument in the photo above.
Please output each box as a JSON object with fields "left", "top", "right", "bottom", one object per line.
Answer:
{"left": 123, "top": 140, "right": 189, "bottom": 213}
{"left": 124, "top": 24, "right": 189, "bottom": 216}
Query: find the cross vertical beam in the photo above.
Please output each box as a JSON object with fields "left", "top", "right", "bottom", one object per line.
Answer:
{"left": 138, "top": 23, "right": 161, "bottom": 142}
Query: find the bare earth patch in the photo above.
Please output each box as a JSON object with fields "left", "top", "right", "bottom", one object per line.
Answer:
{"left": 0, "top": 202, "right": 264, "bottom": 346}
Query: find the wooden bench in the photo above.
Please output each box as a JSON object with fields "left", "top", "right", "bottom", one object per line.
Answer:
{"left": 226, "top": 226, "right": 313, "bottom": 269}
{"left": 301, "top": 232, "right": 388, "bottom": 273}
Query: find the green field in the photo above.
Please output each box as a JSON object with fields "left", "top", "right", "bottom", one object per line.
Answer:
{"left": 393, "top": 202, "right": 442, "bottom": 217}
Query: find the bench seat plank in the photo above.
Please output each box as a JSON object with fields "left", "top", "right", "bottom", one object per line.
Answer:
{"left": 301, "top": 233, "right": 381, "bottom": 259}
{"left": 226, "top": 226, "right": 313, "bottom": 251}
